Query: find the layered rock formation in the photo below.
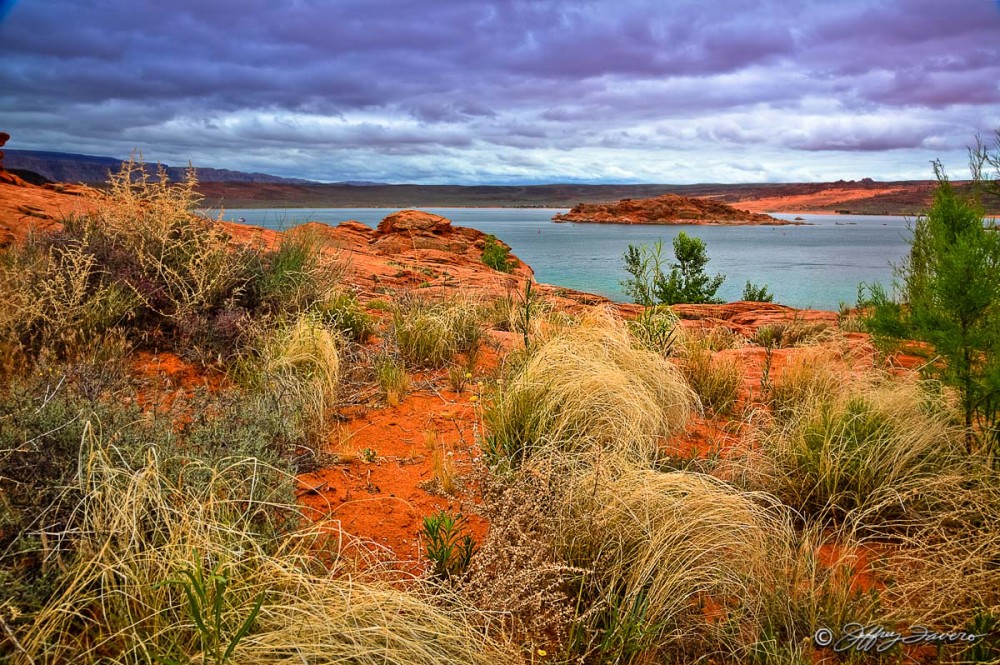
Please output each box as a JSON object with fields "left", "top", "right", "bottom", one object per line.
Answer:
{"left": 552, "top": 193, "right": 797, "bottom": 225}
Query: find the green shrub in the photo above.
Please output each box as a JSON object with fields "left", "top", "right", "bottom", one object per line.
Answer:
{"left": 317, "top": 291, "right": 374, "bottom": 342}
{"left": 741, "top": 280, "right": 774, "bottom": 302}
{"left": 861, "top": 167, "right": 1000, "bottom": 456}
{"left": 622, "top": 234, "right": 725, "bottom": 306}
{"left": 423, "top": 511, "right": 476, "bottom": 580}
{"left": 482, "top": 235, "right": 516, "bottom": 273}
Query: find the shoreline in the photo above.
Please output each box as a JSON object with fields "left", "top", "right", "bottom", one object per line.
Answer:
{"left": 212, "top": 204, "right": 913, "bottom": 217}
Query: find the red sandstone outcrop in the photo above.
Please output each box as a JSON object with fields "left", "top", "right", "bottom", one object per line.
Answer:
{"left": 0, "top": 179, "right": 97, "bottom": 247}
{"left": 0, "top": 132, "right": 29, "bottom": 187}
{"left": 552, "top": 193, "right": 798, "bottom": 225}
{"left": 189, "top": 209, "right": 532, "bottom": 299}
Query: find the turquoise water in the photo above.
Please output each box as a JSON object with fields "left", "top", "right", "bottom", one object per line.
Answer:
{"left": 220, "top": 207, "right": 913, "bottom": 311}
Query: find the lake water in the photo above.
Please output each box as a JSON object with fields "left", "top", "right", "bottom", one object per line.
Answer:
{"left": 220, "top": 207, "right": 914, "bottom": 311}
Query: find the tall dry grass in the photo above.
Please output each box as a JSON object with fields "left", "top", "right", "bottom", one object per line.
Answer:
{"left": 12, "top": 429, "right": 515, "bottom": 665}
{"left": 734, "top": 374, "right": 970, "bottom": 529}
{"left": 0, "top": 237, "right": 139, "bottom": 368}
{"left": 484, "top": 310, "right": 696, "bottom": 469}
{"left": 678, "top": 347, "right": 744, "bottom": 415}
{"left": 880, "top": 479, "right": 1000, "bottom": 630}
{"left": 251, "top": 314, "right": 340, "bottom": 432}
{"left": 552, "top": 466, "right": 874, "bottom": 662}
{"left": 767, "top": 350, "right": 844, "bottom": 421}
{"left": 392, "top": 296, "right": 483, "bottom": 368}
{"left": 80, "top": 158, "right": 249, "bottom": 320}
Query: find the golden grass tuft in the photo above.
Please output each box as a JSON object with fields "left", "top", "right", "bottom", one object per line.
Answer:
{"left": 880, "top": 479, "right": 1000, "bottom": 628}
{"left": 555, "top": 467, "right": 797, "bottom": 661}
{"left": 258, "top": 314, "right": 340, "bottom": 427}
{"left": 484, "top": 310, "right": 696, "bottom": 469}
{"left": 768, "top": 350, "right": 845, "bottom": 420}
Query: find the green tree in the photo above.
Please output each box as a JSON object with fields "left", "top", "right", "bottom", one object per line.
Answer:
{"left": 861, "top": 161, "right": 1000, "bottom": 455}
{"left": 621, "top": 239, "right": 667, "bottom": 306}
{"left": 742, "top": 280, "right": 774, "bottom": 302}
{"left": 622, "top": 233, "right": 726, "bottom": 305}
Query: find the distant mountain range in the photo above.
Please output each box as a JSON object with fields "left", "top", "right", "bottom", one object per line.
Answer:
{"left": 4, "top": 150, "right": 317, "bottom": 185}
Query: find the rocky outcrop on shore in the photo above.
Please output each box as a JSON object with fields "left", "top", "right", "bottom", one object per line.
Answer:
{"left": 552, "top": 193, "right": 798, "bottom": 225}
{"left": 177, "top": 208, "right": 533, "bottom": 299}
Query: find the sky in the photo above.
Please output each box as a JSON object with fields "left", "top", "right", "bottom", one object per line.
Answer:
{"left": 1, "top": 0, "right": 999, "bottom": 184}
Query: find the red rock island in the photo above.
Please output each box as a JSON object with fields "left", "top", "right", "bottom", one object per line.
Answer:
{"left": 552, "top": 193, "right": 800, "bottom": 225}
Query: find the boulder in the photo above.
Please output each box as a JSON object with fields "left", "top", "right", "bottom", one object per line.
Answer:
{"left": 377, "top": 209, "right": 451, "bottom": 234}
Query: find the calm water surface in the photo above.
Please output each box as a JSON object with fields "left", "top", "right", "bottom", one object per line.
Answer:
{"left": 221, "top": 207, "right": 913, "bottom": 311}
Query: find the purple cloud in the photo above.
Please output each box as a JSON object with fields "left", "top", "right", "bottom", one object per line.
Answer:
{"left": 0, "top": 0, "right": 998, "bottom": 183}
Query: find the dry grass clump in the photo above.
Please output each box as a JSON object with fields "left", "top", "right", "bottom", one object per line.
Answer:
{"left": 252, "top": 314, "right": 340, "bottom": 430}
{"left": 392, "top": 296, "right": 483, "bottom": 368}
{"left": 317, "top": 290, "right": 374, "bottom": 342}
{"left": 0, "top": 237, "right": 139, "bottom": 370}
{"left": 680, "top": 325, "right": 747, "bottom": 352}
{"left": 250, "top": 226, "right": 345, "bottom": 316}
{"left": 752, "top": 321, "right": 834, "bottom": 349}
{"left": 737, "top": 376, "right": 969, "bottom": 528}
{"left": 554, "top": 467, "right": 797, "bottom": 662}
{"left": 82, "top": 158, "right": 250, "bottom": 320}
{"left": 749, "top": 525, "right": 885, "bottom": 663}
{"left": 881, "top": 480, "right": 1000, "bottom": 631}
{"left": 374, "top": 350, "right": 409, "bottom": 406}
{"left": 13, "top": 434, "right": 514, "bottom": 665}
{"left": 486, "top": 284, "right": 550, "bottom": 340}
{"left": 678, "top": 348, "right": 743, "bottom": 415}
{"left": 484, "top": 311, "right": 696, "bottom": 469}
{"left": 627, "top": 306, "right": 680, "bottom": 356}
{"left": 768, "top": 351, "right": 845, "bottom": 420}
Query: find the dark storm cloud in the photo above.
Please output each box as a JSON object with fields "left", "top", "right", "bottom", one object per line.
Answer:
{"left": 0, "top": 0, "right": 998, "bottom": 182}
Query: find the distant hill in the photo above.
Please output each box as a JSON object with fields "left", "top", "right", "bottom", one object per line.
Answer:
{"left": 3, "top": 150, "right": 316, "bottom": 185}
{"left": 195, "top": 179, "right": 999, "bottom": 215}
